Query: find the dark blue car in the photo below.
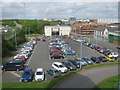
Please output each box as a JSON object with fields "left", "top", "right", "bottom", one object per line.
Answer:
{"left": 21, "top": 67, "right": 33, "bottom": 82}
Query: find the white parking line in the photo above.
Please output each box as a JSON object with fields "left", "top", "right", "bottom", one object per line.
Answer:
{"left": 10, "top": 71, "right": 21, "bottom": 78}
{"left": 26, "top": 44, "right": 38, "bottom": 66}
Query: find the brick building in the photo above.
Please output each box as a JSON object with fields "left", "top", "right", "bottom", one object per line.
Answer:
{"left": 71, "top": 23, "right": 109, "bottom": 36}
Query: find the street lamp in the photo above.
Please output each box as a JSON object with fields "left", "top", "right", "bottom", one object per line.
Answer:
{"left": 80, "top": 35, "right": 83, "bottom": 58}
{"left": 14, "top": 29, "right": 17, "bottom": 49}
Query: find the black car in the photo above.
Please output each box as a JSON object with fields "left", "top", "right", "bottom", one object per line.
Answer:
{"left": 14, "top": 58, "right": 26, "bottom": 64}
{"left": 42, "top": 39, "right": 46, "bottom": 42}
{"left": 90, "top": 44, "right": 96, "bottom": 49}
{"left": 2, "top": 60, "right": 25, "bottom": 71}
{"left": 82, "top": 57, "right": 94, "bottom": 65}
{"left": 98, "top": 56, "right": 108, "bottom": 62}
{"left": 68, "top": 59, "right": 80, "bottom": 68}
{"left": 90, "top": 56, "right": 101, "bottom": 63}
{"left": 62, "top": 61, "right": 77, "bottom": 70}
{"left": 50, "top": 53, "right": 64, "bottom": 59}
{"left": 47, "top": 68, "right": 61, "bottom": 78}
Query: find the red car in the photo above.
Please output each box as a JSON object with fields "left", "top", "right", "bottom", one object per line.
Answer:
{"left": 14, "top": 56, "right": 27, "bottom": 61}
{"left": 50, "top": 51, "right": 63, "bottom": 55}
{"left": 95, "top": 46, "right": 101, "bottom": 50}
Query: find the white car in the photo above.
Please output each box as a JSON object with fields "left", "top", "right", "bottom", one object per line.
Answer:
{"left": 109, "top": 52, "right": 119, "bottom": 58}
{"left": 34, "top": 68, "right": 45, "bottom": 81}
{"left": 52, "top": 62, "right": 68, "bottom": 73}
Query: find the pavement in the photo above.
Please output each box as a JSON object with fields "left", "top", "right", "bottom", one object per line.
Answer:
{"left": 2, "top": 37, "right": 119, "bottom": 83}
{"left": 55, "top": 65, "right": 118, "bottom": 88}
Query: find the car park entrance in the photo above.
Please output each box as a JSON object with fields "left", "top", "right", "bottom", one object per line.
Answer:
{"left": 52, "top": 31, "right": 60, "bottom": 36}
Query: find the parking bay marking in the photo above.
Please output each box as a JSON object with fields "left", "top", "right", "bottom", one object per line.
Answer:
{"left": 10, "top": 71, "right": 21, "bottom": 78}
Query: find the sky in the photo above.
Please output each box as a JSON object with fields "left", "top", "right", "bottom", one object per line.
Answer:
{"left": 0, "top": 0, "right": 119, "bottom": 19}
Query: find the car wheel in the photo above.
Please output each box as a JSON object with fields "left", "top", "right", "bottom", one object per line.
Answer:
{"left": 16, "top": 69, "right": 19, "bottom": 71}
{"left": 3, "top": 69, "right": 6, "bottom": 71}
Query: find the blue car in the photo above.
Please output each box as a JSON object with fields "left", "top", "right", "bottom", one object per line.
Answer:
{"left": 64, "top": 50, "right": 76, "bottom": 55}
{"left": 20, "top": 67, "right": 33, "bottom": 82}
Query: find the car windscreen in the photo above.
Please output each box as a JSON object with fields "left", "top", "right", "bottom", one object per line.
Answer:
{"left": 36, "top": 72, "right": 43, "bottom": 75}
{"left": 23, "top": 72, "right": 30, "bottom": 75}
{"left": 54, "top": 70, "right": 59, "bottom": 73}
{"left": 59, "top": 65, "right": 64, "bottom": 68}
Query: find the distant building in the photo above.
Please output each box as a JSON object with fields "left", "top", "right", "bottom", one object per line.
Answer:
{"left": 71, "top": 23, "right": 109, "bottom": 36}
{"left": 97, "top": 19, "right": 118, "bottom": 24}
{"left": 69, "top": 17, "right": 76, "bottom": 22}
{"left": 44, "top": 26, "right": 71, "bottom": 36}
{"left": 94, "top": 26, "right": 120, "bottom": 45}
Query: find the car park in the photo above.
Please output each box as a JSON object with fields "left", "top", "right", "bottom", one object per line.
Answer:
{"left": 47, "top": 68, "right": 61, "bottom": 78}
{"left": 20, "top": 67, "right": 33, "bottom": 82}
{"left": 2, "top": 60, "right": 25, "bottom": 71}
{"left": 52, "top": 62, "right": 68, "bottom": 73}
{"left": 62, "top": 61, "right": 77, "bottom": 70}
{"left": 34, "top": 68, "right": 45, "bottom": 81}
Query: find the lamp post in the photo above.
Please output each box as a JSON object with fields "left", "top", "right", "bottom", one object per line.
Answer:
{"left": 14, "top": 29, "right": 17, "bottom": 49}
{"left": 96, "top": 34, "right": 98, "bottom": 45}
{"left": 80, "top": 35, "right": 83, "bottom": 58}
{"left": 29, "top": 27, "right": 30, "bottom": 38}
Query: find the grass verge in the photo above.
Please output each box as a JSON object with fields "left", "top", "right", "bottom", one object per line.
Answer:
{"left": 25, "top": 34, "right": 41, "bottom": 37}
{"left": 2, "top": 63, "right": 119, "bottom": 88}
{"left": 93, "top": 75, "right": 120, "bottom": 89}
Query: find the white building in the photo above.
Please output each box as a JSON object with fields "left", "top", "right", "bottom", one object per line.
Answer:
{"left": 44, "top": 26, "right": 71, "bottom": 36}
{"left": 97, "top": 19, "right": 118, "bottom": 24}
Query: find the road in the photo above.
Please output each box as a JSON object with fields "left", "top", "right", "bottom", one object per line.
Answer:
{"left": 55, "top": 65, "right": 118, "bottom": 88}
{"left": 2, "top": 37, "right": 118, "bottom": 83}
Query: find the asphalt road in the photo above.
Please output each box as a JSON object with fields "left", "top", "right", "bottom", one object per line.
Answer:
{"left": 2, "top": 37, "right": 119, "bottom": 83}
{"left": 55, "top": 65, "right": 118, "bottom": 88}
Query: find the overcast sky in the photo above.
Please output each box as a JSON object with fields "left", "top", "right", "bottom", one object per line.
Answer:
{"left": 0, "top": 1, "right": 119, "bottom": 19}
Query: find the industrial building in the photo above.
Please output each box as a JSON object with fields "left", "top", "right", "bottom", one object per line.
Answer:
{"left": 44, "top": 26, "right": 71, "bottom": 36}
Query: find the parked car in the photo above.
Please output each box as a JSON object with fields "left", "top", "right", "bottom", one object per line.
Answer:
{"left": 64, "top": 49, "right": 76, "bottom": 55}
{"left": 34, "top": 68, "right": 45, "bottom": 81}
{"left": 62, "top": 61, "right": 77, "bottom": 70}
{"left": 106, "top": 55, "right": 115, "bottom": 62}
{"left": 90, "top": 44, "right": 97, "bottom": 49}
{"left": 20, "top": 67, "right": 33, "bottom": 82}
{"left": 82, "top": 57, "right": 94, "bottom": 65}
{"left": 50, "top": 53, "right": 64, "bottom": 59}
{"left": 90, "top": 56, "right": 101, "bottom": 63}
{"left": 52, "top": 62, "right": 68, "bottom": 73}
{"left": 108, "top": 52, "right": 118, "bottom": 59}
{"left": 94, "top": 46, "right": 101, "bottom": 50}
{"left": 2, "top": 60, "right": 25, "bottom": 71}
{"left": 98, "top": 56, "right": 108, "bottom": 62}
{"left": 74, "top": 58, "right": 87, "bottom": 66}
{"left": 68, "top": 59, "right": 80, "bottom": 68}
{"left": 47, "top": 68, "right": 61, "bottom": 78}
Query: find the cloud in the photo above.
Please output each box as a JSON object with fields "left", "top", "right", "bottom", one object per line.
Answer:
{"left": 1, "top": 2, "right": 118, "bottom": 19}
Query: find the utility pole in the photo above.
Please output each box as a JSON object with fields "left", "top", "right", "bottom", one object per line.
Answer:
{"left": 29, "top": 27, "right": 30, "bottom": 38}
{"left": 14, "top": 30, "right": 17, "bottom": 49}
{"left": 96, "top": 34, "right": 98, "bottom": 45}
{"left": 80, "top": 35, "right": 82, "bottom": 58}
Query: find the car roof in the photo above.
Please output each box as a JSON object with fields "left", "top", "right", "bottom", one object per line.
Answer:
{"left": 24, "top": 67, "right": 32, "bottom": 72}
{"left": 36, "top": 68, "right": 43, "bottom": 72}
{"left": 53, "top": 62, "right": 62, "bottom": 65}
{"left": 8, "top": 60, "right": 22, "bottom": 63}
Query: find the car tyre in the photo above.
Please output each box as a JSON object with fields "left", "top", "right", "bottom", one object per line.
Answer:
{"left": 16, "top": 69, "right": 19, "bottom": 71}
{"left": 3, "top": 69, "right": 6, "bottom": 71}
